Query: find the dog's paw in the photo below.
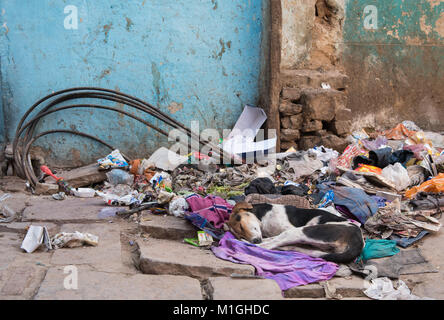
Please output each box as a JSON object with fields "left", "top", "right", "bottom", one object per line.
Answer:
{"left": 257, "top": 241, "right": 277, "bottom": 250}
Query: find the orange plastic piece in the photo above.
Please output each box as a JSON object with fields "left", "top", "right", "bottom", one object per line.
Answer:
{"left": 405, "top": 173, "right": 444, "bottom": 199}
{"left": 381, "top": 124, "right": 417, "bottom": 140}
{"left": 355, "top": 164, "right": 382, "bottom": 175}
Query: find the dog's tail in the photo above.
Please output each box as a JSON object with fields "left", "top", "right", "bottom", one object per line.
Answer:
{"left": 320, "top": 237, "right": 364, "bottom": 264}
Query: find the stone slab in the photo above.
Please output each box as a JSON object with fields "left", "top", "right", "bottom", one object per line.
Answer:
{"left": 50, "top": 223, "right": 125, "bottom": 273}
{"left": 283, "top": 283, "right": 325, "bottom": 298}
{"left": 328, "top": 276, "right": 367, "bottom": 298}
{"left": 0, "top": 236, "right": 52, "bottom": 300}
{"left": 209, "top": 277, "right": 284, "bottom": 300}
{"left": 139, "top": 214, "right": 198, "bottom": 240}
{"left": 0, "top": 222, "right": 59, "bottom": 236}
{"left": 138, "top": 238, "right": 255, "bottom": 279}
{"left": 22, "top": 197, "right": 106, "bottom": 222}
{"left": 0, "top": 176, "right": 29, "bottom": 193}
{"left": 35, "top": 266, "right": 202, "bottom": 300}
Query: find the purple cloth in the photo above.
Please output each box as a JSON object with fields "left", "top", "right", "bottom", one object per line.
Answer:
{"left": 211, "top": 232, "right": 339, "bottom": 291}
{"left": 185, "top": 194, "right": 233, "bottom": 229}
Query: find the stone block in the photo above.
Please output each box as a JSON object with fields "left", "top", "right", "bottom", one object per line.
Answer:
{"left": 209, "top": 277, "right": 284, "bottom": 300}
{"left": 302, "top": 120, "right": 323, "bottom": 133}
{"left": 279, "top": 99, "right": 303, "bottom": 116}
{"left": 281, "top": 129, "right": 300, "bottom": 142}
{"left": 137, "top": 238, "right": 255, "bottom": 279}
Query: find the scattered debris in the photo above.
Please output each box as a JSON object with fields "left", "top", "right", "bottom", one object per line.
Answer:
{"left": 0, "top": 194, "right": 17, "bottom": 223}
{"left": 8, "top": 114, "right": 444, "bottom": 297}
{"left": 363, "top": 277, "right": 432, "bottom": 300}
{"left": 52, "top": 231, "right": 99, "bottom": 249}
{"left": 20, "top": 225, "right": 51, "bottom": 253}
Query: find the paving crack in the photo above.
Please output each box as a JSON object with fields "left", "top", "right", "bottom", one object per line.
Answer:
{"left": 200, "top": 279, "right": 214, "bottom": 300}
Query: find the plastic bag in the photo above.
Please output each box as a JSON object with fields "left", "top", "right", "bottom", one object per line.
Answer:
{"left": 381, "top": 163, "right": 411, "bottom": 191}
{"left": 169, "top": 197, "right": 189, "bottom": 217}
{"left": 364, "top": 277, "right": 430, "bottom": 300}
{"left": 405, "top": 173, "right": 444, "bottom": 199}
{"left": 106, "top": 169, "right": 134, "bottom": 186}
{"left": 97, "top": 149, "right": 128, "bottom": 169}
{"left": 310, "top": 146, "right": 339, "bottom": 163}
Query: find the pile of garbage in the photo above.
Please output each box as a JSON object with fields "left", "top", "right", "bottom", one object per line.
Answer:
{"left": 11, "top": 118, "right": 444, "bottom": 300}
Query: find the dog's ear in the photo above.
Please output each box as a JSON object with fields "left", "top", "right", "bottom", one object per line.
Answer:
{"left": 232, "top": 202, "right": 253, "bottom": 214}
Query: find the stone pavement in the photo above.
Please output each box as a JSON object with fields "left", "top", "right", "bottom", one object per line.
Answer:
{"left": 1, "top": 177, "right": 442, "bottom": 300}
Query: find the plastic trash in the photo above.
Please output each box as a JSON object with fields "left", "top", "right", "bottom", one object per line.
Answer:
{"left": 405, "top": 173, "right": 444, "bottom": 199}
{"left": 52, "top": 192, "right": 66, "bottom": 200}
{"left": 381, "top": 163, "right": 411, "bottom": 191}
{"left": 318, "top": 190, "right": 334, "bottom": 208}
{"left": 150, "top": 172, "right": 172, "bottom": 191}
{"left": 106, "top": 169, "right": 134, "bottom": 186}
{"left": 184, "top": 231, "right": 214, "bottom": 247}
{"left": 423, "top": 131, "right": 444, "bottom": 149}
{"left": 71, "top": 188, "right": 96, "bottom": 198}
{"left": 97, "top": 207, "right": 126, "bottom": 219}
{"left": 310, "top": 146, "right": 339, "bottom": 163}
{"left": 364, "top": 277, "right": 431, "bottom": 300}
{"left": 355, "top": 164, "right": 383, "bottom": 175}
{"left": 21, "top": 226, "right": 51, "bottom": 253}
{"left": 0, "top": 194, "right": 16, "bottom": 223}
{"left": 169, "top": 197, "right": 189, "bottom": 217}
{"left": 97, "top": 149, "right": 128, "bottom": 169}
{"left": 52, "top": 231, "right": 99, "bottom": 249}
{"left": 402, "top": 121, "right": 421, "bottom": 132}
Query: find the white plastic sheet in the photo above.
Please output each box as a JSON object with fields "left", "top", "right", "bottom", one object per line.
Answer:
{"left": 381, "top": 163, "right": 411, "bottom": 191}
{"left": 364, "top": 277, "right": 432, "bottom": 300}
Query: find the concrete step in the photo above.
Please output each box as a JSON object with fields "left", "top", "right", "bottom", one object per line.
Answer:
{"left": 50, "top": 222, "right": 131, "bottom": 273}
{"left": 138, "top": 214, "right": 198, "bottom": 240}
{"left": 281, "top": 69, "right": 348, "bottom": 91}
{"left": 137, "top": 238, "right": 255, "bottom": 279}
{"left": 35, "top": 266, "right": 203, "bottom": 300}
{"left": 0, "top": 235, "right": 52, "bottom": 300}
{"left": 208, "top": 277, "right": 284, "bottom": 300}
{"left": 283, "top": 276, "right": 367, "bottom": 299}
{"left": 22, "top": 197, "right": 106, "bottom": 222}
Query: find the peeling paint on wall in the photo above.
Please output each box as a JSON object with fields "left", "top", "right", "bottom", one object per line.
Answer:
{"left": 0, "top": 0, "right": 265, "bottom": 165}
{"left": 343, "top": 0, "right": 444, "bottom": 131}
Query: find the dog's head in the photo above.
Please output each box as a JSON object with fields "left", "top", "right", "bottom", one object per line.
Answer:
{"left": 226, "top": 202, "right": 263, "bottom": 244}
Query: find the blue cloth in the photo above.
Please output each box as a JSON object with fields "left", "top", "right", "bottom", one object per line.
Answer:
{"left": 371, "top": 195, "right": 387, "bottom": 208}
{"left": 390, "top": 231, "right": 429, "bottom": 248}
{"left": 317, "top": 185, "right": 379, "bottom": 224}
{"left": 357, "top": 238, "right": 400, "bottom": 263}
{"left": 183, "top": 212, "right": 225, "bottom": 240}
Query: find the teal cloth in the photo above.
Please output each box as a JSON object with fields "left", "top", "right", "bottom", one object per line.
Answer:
{"left": 357, "top": 238, "right": 400, "bottom": 263}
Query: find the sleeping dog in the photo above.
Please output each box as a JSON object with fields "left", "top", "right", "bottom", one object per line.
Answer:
{"left": 225, "top": 202, "right": 364, "bottom": 263}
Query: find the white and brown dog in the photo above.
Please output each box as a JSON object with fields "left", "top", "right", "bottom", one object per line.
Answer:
{"left": 225, "top": 202, "right": 364, "bottom": 263}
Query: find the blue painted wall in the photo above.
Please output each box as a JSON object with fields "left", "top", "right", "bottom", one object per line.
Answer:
{"left": 0, "top": 0, "right": 265, "bottom": 166}
{"left": 343, "top": 0, "right": 444, "bottom": 131}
